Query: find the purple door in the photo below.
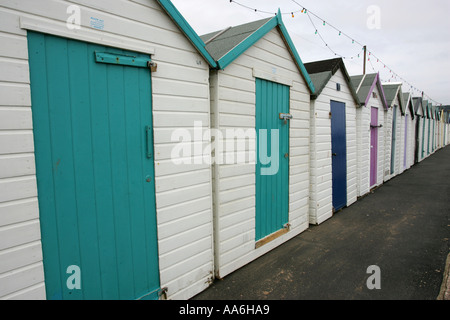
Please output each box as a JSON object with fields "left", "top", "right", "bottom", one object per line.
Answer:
{"left": 404, "top": 115, "right": 408, "bottom": 169}
{"left": 370, "top": 107, "right": 378, "bottom": 187}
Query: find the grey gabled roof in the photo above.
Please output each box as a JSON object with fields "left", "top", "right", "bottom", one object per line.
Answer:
{"left": 382, "top": 83, "right": 405, "bottom": 115}
{"left": 200, "top": 18, "right": 271, "bottom": 62}
{"left": 403, "top": 92, "right": 414, "bottom": 119}
{"left": 350, "top": 73, "right": 376, "bottom": 104}
{"left": 199, "top": 14, "right": 316, "bottom": 93}
{"left": 412, "top": 97, "right": 424, "bottom": 117}
{"left": 303, "top": 57, "right": 360, "bottom": 105}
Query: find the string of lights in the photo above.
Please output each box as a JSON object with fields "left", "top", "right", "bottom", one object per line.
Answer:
{"left": 228, "top": 0, "right": 444, "bottom": 106}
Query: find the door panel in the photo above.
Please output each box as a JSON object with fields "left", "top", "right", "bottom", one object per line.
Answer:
{"left": 330, "top": 101, "right": 347, "bottom": 211}
{"left": 255, "top": 78, "right": 289, "bottom": 241}
{"left": 28, "top": 32, "right": 160, "bottom": 300}
{"left": 404, "top": 115, "right": 408, "bottom": 169}
{"left": 370, "top": 107, "right": 378, "bottom": 187}
{"left": 390, "top": 105, "right": 397, "bottom": 175}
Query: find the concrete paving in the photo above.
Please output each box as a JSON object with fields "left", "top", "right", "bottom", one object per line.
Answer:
{"left": 193, "top": 146, "right": 450, "bottom": 300}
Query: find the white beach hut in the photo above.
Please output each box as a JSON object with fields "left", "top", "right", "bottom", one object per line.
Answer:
{"left": 402, "top": 92, "right": 416, "bottom": 170}
{"left": 0, "top": 0, "right": 217, "bottom": 300}
{"left": 350, "top": 73, "right": 388, "bottom": 197}
{"left": 381, "top": 83, "right": 405, "bottom": 181}
{"left": 200, "top": 12, "right": 315, "bottom": 279}
{"left": 412, "top": 97, "right": 426, "bottom": 163}
{"left": 303, "top": 58, "right": 360, "bottom": 224}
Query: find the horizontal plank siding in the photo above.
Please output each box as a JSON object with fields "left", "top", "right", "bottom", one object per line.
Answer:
{"left": 212, "top": 28, "right": 310, "bottom": 278}
{"left": 0, "top": 0, "right": 213, "bottom": 300}
{"left": 309, "top": 69, "right": 358, "bottom": 225}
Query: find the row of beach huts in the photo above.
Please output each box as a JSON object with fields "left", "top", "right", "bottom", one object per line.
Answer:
{"left": 0, "top": 0, "right": 449, "bottom": 300}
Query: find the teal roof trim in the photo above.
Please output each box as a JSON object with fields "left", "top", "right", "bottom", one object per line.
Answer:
{"left": 156, "top": 0, "right": 217, "bottom": 68}
{"left": 216, "top": 17, "right": 277, "bottom": 70}
{"left": 276, "top": 11, "right": 315, "bottom": 94}
{"left": 213, "top": 10, "right": 315, "bottom": 94}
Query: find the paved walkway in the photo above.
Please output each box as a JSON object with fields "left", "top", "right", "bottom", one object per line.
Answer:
{"left": 193, "top": 146, "right": 450, "bottom": 300}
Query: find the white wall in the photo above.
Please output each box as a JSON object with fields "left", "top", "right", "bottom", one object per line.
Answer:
{"left": 0, "top": 0, "right": 214, "bottom": 300}
{"left": 384, "top": 94, "right": 403, "bottom": 181}
{"left": 383, "top": 105, "right": 393, "bottom": 182}
{"left": 211, "top": 28, "right": 311, "bottom": 279}
{"left": 309, "top": 69, "right": 358, "bottom": 225}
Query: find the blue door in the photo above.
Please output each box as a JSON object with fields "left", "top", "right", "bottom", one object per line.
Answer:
{"left": 330, "top": 101, "right": 347, "bottom": 212}
{"left": 28, "top": 32, "right": 160, "bottom": 300}
{"left": 255, "top": 78, "right": 289, "bottom": 241}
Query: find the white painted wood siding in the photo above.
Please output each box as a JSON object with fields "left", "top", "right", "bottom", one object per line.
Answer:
{"left": 356, "top": 103, "right": 370, "bottom": 197}
{"left": 211, "top": 28, "right": 310, "bottom": 279}
{"left": 383, "top": 106, "right": 393, "bottom": 182}
{"left": 309, "top": 69, "right": 358, "bottom": 225}
{"left": 0, "top": 0, "right": 213, "bottom": 300}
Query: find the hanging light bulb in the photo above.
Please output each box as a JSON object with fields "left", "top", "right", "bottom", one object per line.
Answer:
{"left": 339, "top": 31, "right": 341, "bottom": 36}
{"left": 292, "top": 12, "right": 294, "bottom": 18}
{"left": 323, "top": 21, "right": 326, "bottom": 26}
{"left": 315, "top": 29, "right": 318, "bottom": 34}
{"left": 301, "top": 8, "right": 304, "bottom": 13}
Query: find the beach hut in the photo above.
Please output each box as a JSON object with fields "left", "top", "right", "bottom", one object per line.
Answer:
{"left": 350, "top": 73, "right": 388, "bottom": 197}
{"left": 303, "top": 58, "right": 360, "bottom": 224}
{"left": 0, "top": 0, "right": 217, "bottom": 300}
{"left": 402, "top": 92, "right": 416, "bottom": 170}
{"left": 420, "top": 100, "right": 431, "bottom": 159}
{"left": 200, "top": 12, "right": 314, "bottom": 279}
{"left": 381, "top": 83, "right": 405, "bottom": 181}
{"left": 440, "top": 106, "right": 450, "bottom": 147}
{"left": 412, "top": 97, "right": 426, "bottom": 162}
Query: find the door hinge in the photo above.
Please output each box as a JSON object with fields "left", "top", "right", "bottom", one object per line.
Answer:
{"left": 158, "top": 287, "right": 168, "bottom": 300}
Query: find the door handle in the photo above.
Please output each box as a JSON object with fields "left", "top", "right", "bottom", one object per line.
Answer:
{"left": 146, "top": 125, "right": 152, "bottom": 159}
{"left": 332, "top": 153, "right": 337, "bottom": 156}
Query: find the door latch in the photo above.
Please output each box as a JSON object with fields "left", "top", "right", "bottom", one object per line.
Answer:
{"left": 147, "top": 61, "right": 157, "bottom": 72}
{"left": 279, "top": 113, "right": 293, "bottom": 124}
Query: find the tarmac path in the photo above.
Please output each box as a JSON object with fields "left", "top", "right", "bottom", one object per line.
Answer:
{"left": 193, "top": 146, "right": 450, "bottom": 300}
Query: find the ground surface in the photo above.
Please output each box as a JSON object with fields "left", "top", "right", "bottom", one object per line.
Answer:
{"left": 193, "top": 146, "right": 450, "bottom": 300}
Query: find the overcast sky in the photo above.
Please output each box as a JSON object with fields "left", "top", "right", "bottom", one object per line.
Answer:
{"left": 171, "top": 0, "right": 450, "bottom": 105}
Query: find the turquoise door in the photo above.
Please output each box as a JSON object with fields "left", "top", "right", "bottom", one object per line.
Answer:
{"left": 28, "top": 32, "right": 160, "bottom": 300}
{"left": 255, "top": 78, "right": 289, "bottom": 241}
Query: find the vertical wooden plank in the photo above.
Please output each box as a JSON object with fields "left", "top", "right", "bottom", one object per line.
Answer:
{"left": 255, "top": 78, "right": 261, "bottom": 241}
{"left": 106, "top": 61, "right": 135, "bottom": 299}
{"left": 27, "top": 31, "right": 63, "bottom": 300}
{"left": 137, "top": 66, "right": 160, "bottom": 296}
{"left": 282, "top": 84, "right": 289, "bottom": 227}
{"left": 67, "top": 39, "right": 102, "bottom": 299}
{"left": 46, "top": 35, "right": 85, "bottom": 300}
{"left": 86, "top": 43, "right": 120, "bottom": 300}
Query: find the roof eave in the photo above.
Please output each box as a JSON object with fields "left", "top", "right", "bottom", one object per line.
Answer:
{"left": 157, "top": 0, "right": 217, "bottom": 68}
{"left": 215, "top": 10, "right": 315, "bottom": 94}
{"left": 365, "top": 73, "right": 388, "bottom": 110}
